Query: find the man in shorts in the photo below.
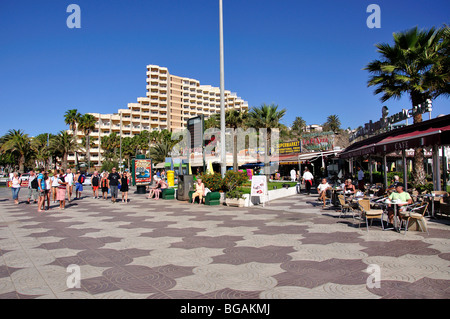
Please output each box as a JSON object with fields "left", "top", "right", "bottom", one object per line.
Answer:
{"left": 37, "top": 169, "right": 46, "bottom": 212}
{"left": 91, "top": 171, "right": 100, "bottom": 199}
{"left": 27, "top": 169, "right": 38, "bottom": 204}
{"left": 65, "top": 168, "right": 74, "bottom": 202}
{"left": 107, "top": 167, "right": 121, "bottom": 203}
{"left": 74, "top": 170, "right": 85, "bottom": 199}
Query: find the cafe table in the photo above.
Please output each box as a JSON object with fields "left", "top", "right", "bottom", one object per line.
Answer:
{"left": 383, "top": 199, "right": 409, "bottom": 232}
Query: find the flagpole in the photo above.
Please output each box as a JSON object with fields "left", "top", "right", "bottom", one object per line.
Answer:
{"left": 219, "top": 0, "right": 226, "bottom": 177}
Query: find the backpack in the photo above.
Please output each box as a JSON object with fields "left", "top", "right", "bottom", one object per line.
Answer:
{"left": 31, "top": 177, "right": 39, "bottom": 189}
{"left": 78, "top": 175, "right": 85, "bottom": 183}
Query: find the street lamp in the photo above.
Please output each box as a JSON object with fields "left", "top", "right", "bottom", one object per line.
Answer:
{"left": 219, "top": 0, "right": 226, "bottom": 177}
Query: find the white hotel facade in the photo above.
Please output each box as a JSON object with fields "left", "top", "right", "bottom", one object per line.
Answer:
{"left": 67, "top": 64, "right": 249, "bottom": 167}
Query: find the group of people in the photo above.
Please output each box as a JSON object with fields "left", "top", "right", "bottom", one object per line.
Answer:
{"left": 8, "top": 167, "right": 131, "bottom": 211}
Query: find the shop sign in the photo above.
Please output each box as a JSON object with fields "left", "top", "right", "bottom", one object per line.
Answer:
{"left": 349, "top": 101, "right": 432, "bottom": 142}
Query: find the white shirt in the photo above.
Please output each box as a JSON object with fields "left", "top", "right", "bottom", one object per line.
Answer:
{"left": 302, "top": 171, "right": 313, "bottom": 180}
{"left": 317, "top": 183, "right": 331, "bottom": 192}
{"left": 65, "top": 173, "right": 74, "bottom": 185}
{"left": 290, "top": 169, "right": 296, "bottom": 179}
{"left": 51, "top": 176, "right": 60, "bottom": 187}
{"left": 11, "top": 176, "right": 21, "bottom": 188}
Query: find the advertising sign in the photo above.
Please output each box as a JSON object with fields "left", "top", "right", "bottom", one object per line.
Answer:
{"left": 134, "top": 159, "right": 152, "bottom": 185}
{"left": 251, "top": 175, "right": 268, "bottom": 197}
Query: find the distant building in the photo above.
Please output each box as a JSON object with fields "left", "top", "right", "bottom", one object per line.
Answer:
{"left": 67, "top": 64, "right": 248, "bottom": 167}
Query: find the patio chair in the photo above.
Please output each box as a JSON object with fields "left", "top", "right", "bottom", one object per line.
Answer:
{"left": 357, "top": 199, "right": 385, "bottom": 231}
{"left": 399, "top": 202, "right": 429, "bottom": 235}
{"left": 338, "top": 194, "right": 355, "bottom": 220}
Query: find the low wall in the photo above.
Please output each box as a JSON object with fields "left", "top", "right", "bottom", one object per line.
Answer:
{"left": 243, "top": 186, "right": 297, "bottom": 207}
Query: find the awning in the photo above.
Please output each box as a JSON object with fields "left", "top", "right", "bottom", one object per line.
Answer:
{"left": 340, "top": 114, "right": 450, "bottom": 159}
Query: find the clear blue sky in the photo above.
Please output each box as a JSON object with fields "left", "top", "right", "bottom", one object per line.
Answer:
{"left": 0, "top": 0, "right": 448, "bottom": 138}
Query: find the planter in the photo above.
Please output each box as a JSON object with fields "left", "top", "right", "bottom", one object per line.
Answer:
{"left": 225, "top": 198, "right": 245, "bottom": 207}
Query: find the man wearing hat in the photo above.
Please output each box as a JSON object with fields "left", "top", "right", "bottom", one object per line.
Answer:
{"left": 387, "top": 183, "right": 413, "bottom": 225}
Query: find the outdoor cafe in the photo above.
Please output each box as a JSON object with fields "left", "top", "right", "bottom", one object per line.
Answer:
{"left": 334, "top": 113, "right": 450, "bottom": 232}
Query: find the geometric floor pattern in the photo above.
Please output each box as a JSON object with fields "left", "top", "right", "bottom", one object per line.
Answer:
{"left": 1, "top": 187, "right": 449, "bottom": 299}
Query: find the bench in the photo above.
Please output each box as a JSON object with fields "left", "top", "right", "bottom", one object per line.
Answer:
{"left": 188, "top": 191, "right": 221, "bottom": 205}
{"left": 161, "top": 188, "right": 175, "bottom": 200}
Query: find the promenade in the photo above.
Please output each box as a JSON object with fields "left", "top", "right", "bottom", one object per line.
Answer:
{"left": 0, "top": 186, "right": 449, "bottom": 299}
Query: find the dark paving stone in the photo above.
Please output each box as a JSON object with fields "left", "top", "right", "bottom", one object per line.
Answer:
{"left": 171, "top": 235, "right": 244, "bottom": 249}
{"left": 212, "top": 246, "right": 294, "bottom": 265}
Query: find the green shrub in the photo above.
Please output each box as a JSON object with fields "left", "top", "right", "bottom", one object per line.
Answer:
{"left": 223, "top": 171, "right": 248, "bottom": 196}
{"left": 198, "top": 172, "right": 224, "bottom": 192}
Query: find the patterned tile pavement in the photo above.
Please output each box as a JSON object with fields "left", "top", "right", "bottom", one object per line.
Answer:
{"left": 0, "top": 186, "right": 449, "bottom": 299}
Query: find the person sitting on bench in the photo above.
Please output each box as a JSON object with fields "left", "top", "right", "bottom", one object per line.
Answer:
{"left": 191, "top": 178, "right": 205, "bottom": 204}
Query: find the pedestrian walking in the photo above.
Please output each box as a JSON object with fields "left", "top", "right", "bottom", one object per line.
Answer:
{"left": 37, "top": 169, "right": 46, "bottom": 212}
{"left": 57, "top": 170, "right": 67, "bottom": 210}
{"left": 74, "top": 170, "right": 85, "bottom": 199}
{"left": 91, "top": 171, "right": 100, "bottom": 199}
{"left": 302, "top": 168, "right": 314, "bottom": 195}
{"left": 51, "top": 169, "right": 60, "bottom": 203}
{"left": 27, "top": 169, "right": 39, "bottom": 204}
{"left": 120, "top": 171, "right": 129, "bottom": 203}
{"left": 44, "top": 171, "right": 51, "bottom": 211}
{"left": 65, "top": 168, "right": 74, "bottom": 202}
{"left": 101, "top": 172, "right": 109, "bottom": 200}
{"left": 10, "top": 172, "right": 22, "bottom": 205}
{"left": 108, "top": 167, "right": 121, "bottom": 203}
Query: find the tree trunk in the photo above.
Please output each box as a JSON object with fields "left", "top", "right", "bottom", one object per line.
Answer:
{"left": 411, "top": 92, "right": 427, "bottom": 185}
{"left": 233, "top": 132, "right": 238, "bottom": 171}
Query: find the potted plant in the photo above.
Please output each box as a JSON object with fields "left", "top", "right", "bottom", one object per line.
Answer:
{"left": 223, "top": 171, "right": 248, "bottom": 207}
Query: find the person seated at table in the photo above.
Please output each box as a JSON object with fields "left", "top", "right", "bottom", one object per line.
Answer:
{"left": 317, "top": 178, "right": 332, "bottom": 208}
{"left": 345, "top": 179, "right": 356, "bottom": 194}
{"left": 191, "top": 178, "right": 205, "bottom": 204}
{"left": 387, "top": 183, "right": 413, "bottom": 225}
{"left": 387, "top": 175, "right": 401, "bottom": 193}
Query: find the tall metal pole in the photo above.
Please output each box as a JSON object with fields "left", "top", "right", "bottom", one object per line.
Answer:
{"left": 219, "top": 0, "right": 226, "bottom": 177}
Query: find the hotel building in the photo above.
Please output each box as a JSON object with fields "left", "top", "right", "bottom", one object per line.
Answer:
{"left": 67, "top": 64, "right": 249, "bottom": 167}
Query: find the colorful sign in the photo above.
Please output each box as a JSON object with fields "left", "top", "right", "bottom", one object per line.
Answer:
{"left": 134, "top": 159, "right": 152, "bottom": 185}
{"left": 301, "top": 132, "right": 334, "bottom": 151}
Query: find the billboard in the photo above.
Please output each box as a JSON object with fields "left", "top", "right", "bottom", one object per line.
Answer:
{"left": 134, "top": 159, "right": 152, "bottom": 185}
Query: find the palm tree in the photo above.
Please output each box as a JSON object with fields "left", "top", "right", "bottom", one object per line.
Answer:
{"left": 324, "top": 115, "right": 341, "bottom": 133}
{"left": 248, "top": 103, "right": 286, "bottom": 176}
{"left": 78, "top": 113, "right": 97, "bottom": 171}
{"left": 225, "top": 109, "right": 248, "bottom": 171}
{"left": 365, "top": 25, "right": 449, "bottom": 184}
{"left": 31, "top": 133, "right": 53, "bottom": 170}
{"left": 0, "top": 129, "right": 32, "bottom": 173}
{"left": 50, "top": 131, "right": 79, "bottom": 170}
{"left": 149, "top": 142, "right": 172, "bottom": 164}
{"left": 64, "top": 109, "right": 81, "bottom": 168}
{"left": 121, "top": 137, "right": 135, "bottom": 171}
{"left": 291, "top": 116, "right": 306, "bottom": 138}
{"left": 101, "top": 132, "right": 120, "bottom": 160}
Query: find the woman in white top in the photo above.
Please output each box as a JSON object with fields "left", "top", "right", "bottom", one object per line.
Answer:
{"left": 44, "top": 172, "right": 51, "bottom": 211}
{"left": 10, "top": 172, "right": 22, "bottom": 205}
{"left": 317, "top": 178, "right": 331, "bottom": 208}
{"left": 51, "top": 169, "right": 60, "bottom": 204}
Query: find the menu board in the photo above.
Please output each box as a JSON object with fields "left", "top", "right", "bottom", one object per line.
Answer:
{"left": 134, "top": 159, "right": 152, "bottom": 185}
{"left": 251, "top": 175, "right": 268, "bottom": 197}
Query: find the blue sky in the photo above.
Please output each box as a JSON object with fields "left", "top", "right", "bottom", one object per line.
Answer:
{"left": 0, "top": 0, "right": 449, "bottom": 138}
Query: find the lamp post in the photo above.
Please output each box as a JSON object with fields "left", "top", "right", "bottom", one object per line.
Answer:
{"left": 219, "top": 0, "right": 226, "bottom": 177}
